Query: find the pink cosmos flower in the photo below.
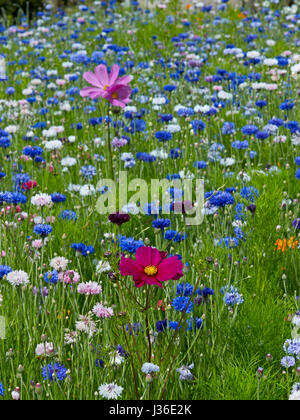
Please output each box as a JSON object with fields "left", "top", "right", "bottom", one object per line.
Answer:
{"left": 80, "top": 64, "right": 132, "bottom": 108}
{"left": 119, "top": 246, "right": 183, "bottom": 289}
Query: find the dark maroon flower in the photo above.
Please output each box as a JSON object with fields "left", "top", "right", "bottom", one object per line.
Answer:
{"left": 108, "top": 212, "right": 130, "bottom": 225}
{"left": 247, "top": 204, "right": 256, "bottom": 214}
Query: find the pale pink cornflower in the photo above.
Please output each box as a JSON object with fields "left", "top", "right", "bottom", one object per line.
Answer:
{"left": 32, "top": 239, "right": 43, "bottom": 249}
{"left": 56, "top": 79, "right": 66, "bottom": 86}
{"left": 77, "top": 281, "right": 102, "bottom": 295}
{"left": 35, "top": 342, "right": 55, "bottom": 357}
{"left": 213, "top": 85, "right": 223, "bottom": 92}
{"left": 111, "top": 137, "right": 128, "bottom": 148}
{"left": 273, "top": 135, "right": 287, "bottom": 144}
{"left": 31, "top": 193, "right": 52, "bottom": 207}
{"left": 58, "top": 270, "right": 80, "bottom": 285}
{"left": 93, "top": 303, "right": 113, "bottom": 319}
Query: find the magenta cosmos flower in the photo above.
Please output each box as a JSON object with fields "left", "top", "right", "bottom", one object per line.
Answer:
{"left": 80, "top": 64, "right": 132, "bottom": 108}
{"left": 119, "top": 246, "right": 183, "bottom": 288}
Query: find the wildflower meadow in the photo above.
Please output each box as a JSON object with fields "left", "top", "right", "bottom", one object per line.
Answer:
{"left": 0, "top": 0, "right": 300, "bottom": 402}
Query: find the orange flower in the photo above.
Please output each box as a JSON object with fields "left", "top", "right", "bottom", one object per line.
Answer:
{"left": 186, "top": 4, "right": 192, "bottom": 10}
{"left": 275, "top": 237, "right": 298, "bottom": 252}
{"left": 238, "top": 12, "right": 246, "bottom": 19}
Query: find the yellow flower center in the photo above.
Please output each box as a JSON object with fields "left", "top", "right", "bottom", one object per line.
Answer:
{"left": 104, "top": 85, "right": 109, "bottom": 91}
{"left": 112, "top": 92, "right": 118, "bottom": 99}
{"left": 144, "top": 265, "right": 158, "bottom": 276}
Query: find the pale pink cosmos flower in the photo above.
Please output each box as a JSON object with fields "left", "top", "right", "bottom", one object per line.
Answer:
{"left": 80, "top": 64, "right": 132, "bottom": 108}
{"left": 93, "top": 303, "right": 113, "bottom": 319}
{"left": 77, "top": 281, "right": 102, "bottom": 295}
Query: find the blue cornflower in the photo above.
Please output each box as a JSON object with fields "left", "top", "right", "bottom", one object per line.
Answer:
{"left": 152, "top": 218, "right": 171, "bottom": 230}
{"left": 172, "top": 296, "right": 194, "bottom": 314}
{"left": 169, "top": 321, "right": 180, "bottom": 330}
{"left": 219, "top": 237, "right": 239, "bottom": 248}
{"left": 23, "top": 146, "right": 43, "bottom": 157}
{"left": 255, "top": 100, "right": 267, "bottom": 108}
{"left": 0, "top": 138, "right": 10, "bottom": 148}
{"left": 193, "top": 161, "right": 207, "bottom": 169}
{"left": 240, "top": 186, "right": 259, "bottom": 202}
{"left": 59, "top": 210, "right": 77, "bottom": 221}
{"left": 164, "top": 84, "right": 176, "bottom": 92}
{"left": 283, "top": 339, "right": 300, "bottom": 358}
{"left": 222, "top": 122, "right": 235, "bottom": 135}
{"left": 42, "top": 363, "right": 67, "bottom": 381}
{"left": 176, "top": 283, "right": 194, "bottom": 297}
{"left": 126, "top": 323, "right": 142, "bottom": 336}
{"left": 280, "top": 100, "right": 294, "bottom": 110}
{"left": 0, "top": 192, "right": 27, "bottom": 204}
{"left": 0, "top": 382, "right": 4, "bottom": 396}
{"left": 295, "top": 157, "right": 300, "bottom": 166}
{"left": 164, "top": 230, "right": 187, "bottom": 242}
{"left": 296, "top": 169, "right": 300, "bottom": 180}
{"left": 221, "top": 285, "right": 244, "bottom": 306}
{"left": 51, "top": 193, "right": 66, "bottom": 203}
{"left": 0, "top": 265, "right": 12, "bottom": 278}
{"left": 241, "top": 125, "right": 258, "bottom": 135}
{"left": 155, "top": 131, "right": 172, "bottom": 142}
{"left": 33, "top": 224, "right": 53, "bottom": 237}
{"left": 80, "top": 165, "right": 97, "bottom": 179}
{"left": 71, "top": 243, "right": 95, "bottom": 256}
{"left": 44, "top": 270, "right": 59, "bottom": 285}
{"left": 197, "top": 287, "right": 214, "bottom": 298}
{"left": 156, "top": 319, "right": 168, "bottom": 332}
{"left": 235, "top": 203, "right": 246, "bottom": 220}
{"left": 232, "top": 140, "right": 249, "bottom": 149}
{"left": 256, "top": 130, "right": 269, "bottom": 140}
{"left": 281, "top": 356, "right": 295, "bottom": 368}
{"left": 191, "top": 119, "right": 205, "bottom": 134}
{"left": 119, "top": 236, "right": 144, "bottom": 253}
{"left": 207, "top": 191, "right": 235, "bottom": 207}
{"left": 136, "top": 152, "right": 156, "bottom": 162}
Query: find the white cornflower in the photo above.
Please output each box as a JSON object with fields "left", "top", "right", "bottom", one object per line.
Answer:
{"left": 96, "top": 260, "right": 111, "bottom": 274}
{"left": 98, "top": 382, "right": 123, "bottom": 400}
{"left": 121, "top": 202, "right": 139, "bottom": 215}
{"left": 61, "top": 157, "right": 77, "bottom": 167}
{"left": 176, "top": 363, "right": 194, "bottom": 381}
{"left": 220, "top": 158, "right": 236, "bottom": 167}
{"left": 141, "top": 363, "right": 160, "bottom": 374}
{"left": 44, "top": 140, "right": 63, "bottom": 151}
{"left": 79, "top": 184, "right": 96, "bottom": 197}
{"left": 75, "top": 314, "right": 97, "bottom": 337}
{"left": 6, "top": 270, "right": 29, "bottom": 286}
{"left": 50, "top": 257, "right": 69, "bottom": 272}
{"left": 289, "top": 383, "right": 300, "bottom": 400}
{"left": 110, "top": 350, "right": 125, "bottom": 367}
{"left": 64, "top": 330, "right": 78, "bottom": 345}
